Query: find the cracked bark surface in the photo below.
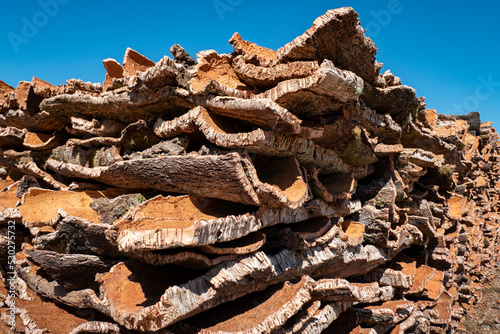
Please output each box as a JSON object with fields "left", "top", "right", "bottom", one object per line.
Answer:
{"left": 1, "top": 6, "right": 500, "bottom": 334}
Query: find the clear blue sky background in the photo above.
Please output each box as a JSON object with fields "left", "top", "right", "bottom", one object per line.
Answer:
{"left": 1, "top": 0, "right": 499, "bottom": 126}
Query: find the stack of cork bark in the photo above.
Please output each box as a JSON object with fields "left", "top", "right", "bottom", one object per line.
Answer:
{"left": 1, "top": 7, "right": 499, "bottom": 333}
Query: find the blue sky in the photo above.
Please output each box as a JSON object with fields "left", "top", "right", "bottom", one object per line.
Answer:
{"left": 1, "top": 0, "right": 499, "bottom": 127}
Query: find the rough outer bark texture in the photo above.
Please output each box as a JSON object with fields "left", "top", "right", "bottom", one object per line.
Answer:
{"left": 233, "top": 57, "right": 320, "bottom": 90}
{"left": 2, "top": 6, "right": 500, "bottom": 334}
{"left": 154, "top": 106, "right": 354, "bottom": 174}
{"left": 40, "top": 86, "right": 193, "bottom": 123}
{"left": 0, "top": 109, "right": 66, "bottom": 132}
{"left": 0, "top": 150, "right": 67, "bottom": 189}
{"left": 25, "top": 249, "right": 117, "bottom": 290}
{"left": 47, "top": 150, "right": 309, "bottom": 209}
{"left": 192, "top": 95, "right": 302, "bottom": 134}
{"left": 256, "top": 60, "right": 363, "bottom": 118}
{"left": 230, "top": 8, "right": 384, "bottom": 87}
{"left": 95, "top": 227, "right": 418, "bottom": 331}
{"left": 67, "top": 117, "right": 126, "bottom": 137}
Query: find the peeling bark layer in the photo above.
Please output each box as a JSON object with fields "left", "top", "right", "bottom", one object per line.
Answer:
{"left": 1, "top": 6, "right": 499, "bottom": 334}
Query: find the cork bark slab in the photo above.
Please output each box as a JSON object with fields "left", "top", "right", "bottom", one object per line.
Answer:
{"left": 155, "top": 106, "right": 354, "bottom": 174}
{"left": 0, "top": 127, "right": 27, "bottom": 150}
{"left": 22, "top": 131, "right": 60, "bottom": 151}
{"left": 47, "top": 150, "right": 309, "bottom": 209}
{"left": 0, "top": 181, "right": 19, "bottom": 211}
{"left": 189, "top": 50, "right": 253, "bottom": 95}
{"left": 40, "top": 86, "right": 193, "bottom": 124}
{"left": 192, "top": 95, "right": 302, "bottom": 134}
{"left": 46, "top": 152, "right": 260, "bottom": 206}
{"left": 18, "top": 188, "right": 101, "bottom": 227}
{"left": 1, "top": 6, "right": 500, "bottom": 333}
{"left": 67, "top": 117, "right": 125, "bottom": 138}
{"left": 175, "top": 276, "right": 390, "bottom": 334}
{"left": 114, "top": 194, "right": 261, "bottom": 252}
{"left": 0, "top": 151, "right": 66, "bottom": 190}
{"left": 0, "top": 109, "right": 66, "bottom": 132}
{"left": 94, "top": 231, "right": 417, "bottom": 331}
{"left": 233, "top": 57, "right": 320, "bottom": 90}
{"left": 256, "top": 60, "right": 363, "bottom": 118}
{"left": 229, "top": 8, "right": 383, "bottom": 87}
{"left": 114, "top": 195, "right": 354, "bottom": 253}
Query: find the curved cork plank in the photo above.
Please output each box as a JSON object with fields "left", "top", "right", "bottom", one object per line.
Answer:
{"left": 32, "top": 215, "right": 122, "bottom": 256}
{"left": 57, "top": 79, "right": 103, "bottom": 96}
{"left": 16, "top": 77, "right": 58, "bottom": 112}
{"left": 321, "top": 308, "right": 360, "bottom": 334}
{"left": 3, "top": 297, "right": 89, "bottom": 334}
{"left": 0, "top": 150, "right": 66, "bottom": 190}
{"left": 122, "top": 48, "right": 155, "bottom": 77}
{"left": 23, "top": 131, "right": 61, "bottom": 151}
{"left": 65, "top": 119, "right": 159, "bottom": 149}
{"left": 177, "top": 277, "right": 315, "bottom": 334}
{"left": 400, "top": 148, "right": 444, "bottom": 169}
{"left": 114, "top": 195, "right": 355, "bottom": 253}
{"left": 46, "top": 151, "right": 260, "bottom": 206}
{"left": 155, "top": 106, "right": 353, "bottom": 174}
{"left": 363, "top": 265, "right": 415, "bottom": 290}
{"left": 193, "top": 96, "right": 302, "bottom": 134}
{"left": 402, "top": 121, "right": 466, "bottom": 173}
{"left": 94, "top": 229, "right": 418, "bottom": 331}
{"left": 243, "top": 155, "right": 309, "bottom": 209}
{"left": 343, "top": 102, "right": 402, "bottom": 144}
{"left": 102, "top": 58, "right": 124, "bottom": 91}
{"left": 189, "top": 50, "right": 254, "bottom": 94}
{"left": 228, "top": 32, "right": 277, "bottom": 66}
{"left": 270, "top": 301, "right": 321, "bottom": 334}
{"left": 155, "top": 104, "right": 300, "bottom": 139}
{"left": 108, "top": 54, "right": 187, "bottom": 92}
{"left": 114, "top": 194, "right": 260, "bottom": 252}
{"left": 25, "top": 249, "right": 117, "bottom": 290}
{"left": 233, "top": 57, "right": 320, "bottom": 90}
{"left": 0, "top": 79, "right": 15, "bottom": 110}
{"left": 136, "top": 250, "right": 240, "bottom": 270}
{"left": 0, "top": 181, "right": 19, "bottom": 211}
{"left": 308, "top": 170, "right": 357, "bottom": 202}
{"left": 100, "top": 271, "right": 390, "bottom": 333}
{"left": 39, "top": 85, "right": 193, "bottom": 124}
{"left": 312, "top": 280, "right": 392, "bottom": 304}
{"left": 134, "top": 55, "right": 188, "bottom": 90}
{"left": 31, "top": 197, "right": 358, "bottom": 259}
{"left": 18, "top": 188, "right": 102, "bottom": 227}
{"left": 360, "top": 82, "right": 419, "bottom": 122}
{"left": 256, "top": 60, "right": 363, "bottom": 118}
{"left": 14, "top": 250, "right": 107, "bottom": 312}
{"left": 0, "top": 109, "right": 66, "bottom": 132}
{"left": 69, "top": 322, "right": 124, "bottom": 334}
{"left": 229, "top": 8, "right": 383, "bottom": 87}
{"left": 289, "top": 302, "right": 354, "bottom": 334}
{"left": 0, "top": 127, "right": 27, "bottom": 150}
{"left": 48, "top": 149, "right": 309, "bottom": 209}
{"left": 357, "top": 300, "right": 415, "bottom": 326}
{"left": 67, "top": 117, "right": 125, "bottom": 137}
{"left": 50, "top": 145, "right": 122, "bottom": 168}
{"left": 275, "top": 8, "right": 383, "bottom": 86}
{"left": 198, "top": 231, "right": 266, "bottom": 255}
